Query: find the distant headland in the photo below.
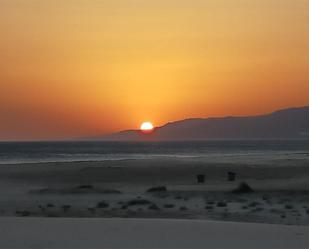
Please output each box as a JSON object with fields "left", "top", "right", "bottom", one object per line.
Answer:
{"left": 88, "top": 106, "right": 309, "bottom": 141}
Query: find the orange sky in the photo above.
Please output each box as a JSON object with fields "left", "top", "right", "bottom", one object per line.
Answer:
{"left": 1, "top": 0, "right": 309, "bottom": 140}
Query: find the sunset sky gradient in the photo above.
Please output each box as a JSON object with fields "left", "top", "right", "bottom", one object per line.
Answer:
{"left": 1, "top": 0, "right": 309, "bottom": 140}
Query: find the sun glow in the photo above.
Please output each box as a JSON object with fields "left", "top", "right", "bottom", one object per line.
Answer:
{"left": 140, "top": 122, "right": 154, "bottom": 132}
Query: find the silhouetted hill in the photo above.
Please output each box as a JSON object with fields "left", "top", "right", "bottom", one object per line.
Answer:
{"left": 92, "top": 106, "right": 309, "bottom": 141}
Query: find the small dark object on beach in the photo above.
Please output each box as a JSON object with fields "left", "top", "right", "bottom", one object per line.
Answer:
{"left": 227, "top": 172, "right": 236, "bottom": 181}
{"left": 281, "top": 214, "right": 286, "bottom": 218}
{"left": 127, "top": 199, "right": 152, "bottom": 206}
{"left": 197, "top": 174, "right": 205, "bottom": 183}
{"left": 164, "top": 204, "right": 175, "bottom": 208}
{"left": 179, "top": 206, "right": 187, "bottom": 211}
{"left": 217, "top": 201, "right": 227, "bottom": 207}
{"left": 46, "top": 203, "right": 55, "bottom": 208}
{"left": 205, "top": 205, "right": 213, "bottom": 210}
{"left": 232, "top": 182, "right": 254, "bottom": 194}
{"left": 78, "top": 184, "right": 94, "bottom": 189}
{"left": 97, "top": 201, "right": 109, "bottom": 208}
{"left": 62, "top": 205, "right": 71, "bottom": 212}
{"left": 148, "top": 204, "right": 160, "bottom": 210}
{"left": 146, "top": 186, "right": 167, "bottom": 193}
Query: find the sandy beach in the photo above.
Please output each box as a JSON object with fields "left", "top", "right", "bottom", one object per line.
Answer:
{"left": 2, "top": 0, "right": 309, "bottom": 247}
{"left": 1, "top": 217, "right": 309, "bottom": 248}
{"left": 0, "top": 157, "right": 309, "bottom": 225}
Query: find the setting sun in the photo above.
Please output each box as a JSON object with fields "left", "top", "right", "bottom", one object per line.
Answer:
{"left": 140, "top": 122, "right": 154, "bottom": 132}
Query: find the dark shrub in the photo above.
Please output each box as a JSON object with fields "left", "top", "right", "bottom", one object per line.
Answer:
{"left": 205, "top": 205, "right": 213, "bottom": 210}
{"left": 217, "top": 201, "right": 227, "bottom": 207}
{"left": 146, "top": 186, "right": 167, "bottom": 193}
{"left": 78, "top": 184, "right": 94, "bottom": 189}
{"left": 97, "top": 201, "right": 109, "bottom": 208}
{"left": 127, "top": 199, "right": 152, "bottom": 206}
{"left": 248, "top": 201, "right": 260, "bottom": 207}
{"left": 148, "top": 204, "right": 160, "bottom": 210}
{"left": 232, "top": 182, "right": 254, "bottom": 193}
{"left": 285, "top": 204, "right": 293, "bottom": 209}
{"left": 164, "top": 204, "right": 175, "bottom": 208}
{"left": 179, "top": 206, "right": 187, "bottom": 211}
{"left": 46, "top": 203, "right": 55, "bottom": 208}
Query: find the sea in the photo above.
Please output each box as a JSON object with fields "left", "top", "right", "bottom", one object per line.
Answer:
{"left": 0, "top": 140, "right": 309, "bottom": 165}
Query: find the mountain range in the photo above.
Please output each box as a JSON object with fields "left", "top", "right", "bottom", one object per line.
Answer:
{"left": 91, "top": 106, "right": 309, "bottom": 141}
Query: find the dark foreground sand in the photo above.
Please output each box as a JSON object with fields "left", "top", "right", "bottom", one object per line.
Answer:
{"left": 1, "top": 218, "right": 309, "bottom": 249}
{"left": 1, "top": 158, "right": 309, "bottom": 225}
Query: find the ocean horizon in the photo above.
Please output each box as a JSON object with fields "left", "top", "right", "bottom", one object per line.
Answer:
{"left": 1, "top": 140, "right": 309, "bottom": 165}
